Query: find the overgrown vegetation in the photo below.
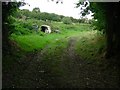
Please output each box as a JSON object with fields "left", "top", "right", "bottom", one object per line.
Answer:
{"left": 10, "top": 22, "right": 91, "bottom": 51}
{"left": 2, "top": 1, "right": 120, "bottom": 88}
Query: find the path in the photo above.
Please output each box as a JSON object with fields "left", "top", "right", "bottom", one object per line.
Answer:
{"left": 3, "top": 37, "right": 119, "bottom": 88}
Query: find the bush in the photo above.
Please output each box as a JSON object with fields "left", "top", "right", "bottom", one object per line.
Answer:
{"left": 14, "top": 25, "right": 31, "bottom": 35}
{"left": 22, "top": 22, "right": 33, "bottom": 30}
{"left": 62, "top": 17, "right": 72, "bottom": 24}
{"left": 12, "top": 21, "right": 32, "bottom": 35}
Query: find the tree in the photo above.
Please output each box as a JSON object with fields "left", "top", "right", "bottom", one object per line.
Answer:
{"left": 2, "top": 2, "right": 25, "bottom": 54}
{"left": 62, "top": 17, "right": 72, "bottom": 24}
{"left": 49, "top": 13, "right": 61, "bottom": 21}
{"left": 76, "top": 0, "right": 90, "bottom": 19}
{"left": 32, "top": 7, "right": 40, "bottom": 13}
{"left": 21, "top": 9, "right": 31, "bottom": 17}
{"left": 103, "top": 3, "right": 120, "bottom": 60}
{"left": 77, "top": 1, "right": 120, "bottom": 64}
{"left": 90, "top": 3, "right": 120, "bottom": 60}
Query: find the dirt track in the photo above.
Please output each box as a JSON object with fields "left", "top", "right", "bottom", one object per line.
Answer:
{"left": 3, "top": 37, "right": 119, "bottom": 88}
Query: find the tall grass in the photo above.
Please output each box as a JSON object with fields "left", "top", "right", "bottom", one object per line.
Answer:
{"left": 75, "top": 30, "right": 106, "bottom": 63}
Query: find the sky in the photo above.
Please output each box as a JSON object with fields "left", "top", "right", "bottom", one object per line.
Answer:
{"left": 19, "top": 0, "right": 94, "bottom": 19}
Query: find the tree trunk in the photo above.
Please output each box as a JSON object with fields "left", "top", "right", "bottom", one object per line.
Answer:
{"left": 2, "top": 23, "right": 10, "bottom": 55}
{"left": 105, "top": 3, "right": 120, "bottom": 64}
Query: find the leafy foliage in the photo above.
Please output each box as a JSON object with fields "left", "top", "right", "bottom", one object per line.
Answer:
{"left": 62, "top": 17, "right": 72, "bottom": 24}
{"left": 16, "top": 7, "right": 92, "bottom": 23}
{"left": 2, "top": 1, "right": 27, "bottom": 55}
{"left": 32, "top": 7, "right": 40, "bottom": 13}
{"left": 90, "top": 3, "right": 106, "bottom": 31}
{"left": 77, "top": 1, "right": 120, "bottom": 61}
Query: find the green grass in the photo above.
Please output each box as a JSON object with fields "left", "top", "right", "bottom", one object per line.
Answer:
{"left": 10, "top": 32, "right": 75, "bottom": 51}
{"left": 75, "top": 30, "right": 106, "bottom": 63}
{"left": 4, "top": 20, "right": 119, "bottom": 88}
{"left": 10, "top": 23, "right": 90, "bottom": 52}
{"left": 10, "top": 20, "right": 105, "bottom": 62}
{"left": 10, "top": 29, "right": 106, "bottom": 65}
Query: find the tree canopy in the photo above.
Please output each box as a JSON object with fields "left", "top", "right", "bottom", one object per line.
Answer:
{"left": 32, "top": 7, "right": 40, "bottom": 13}
{"left": 77, "top": 1, "right": 120, "bottom": 64}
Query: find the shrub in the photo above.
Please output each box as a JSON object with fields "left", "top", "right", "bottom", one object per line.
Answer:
{"left": 12, "top": 21, "right": 32, "bottom": 35}
{"left": 62, "top": 17, "right": 72, "bottom": 24}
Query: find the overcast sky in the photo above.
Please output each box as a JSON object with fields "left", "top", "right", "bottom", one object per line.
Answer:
{"left": 19, "top": 0, "right": 93, "bottom": 19}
